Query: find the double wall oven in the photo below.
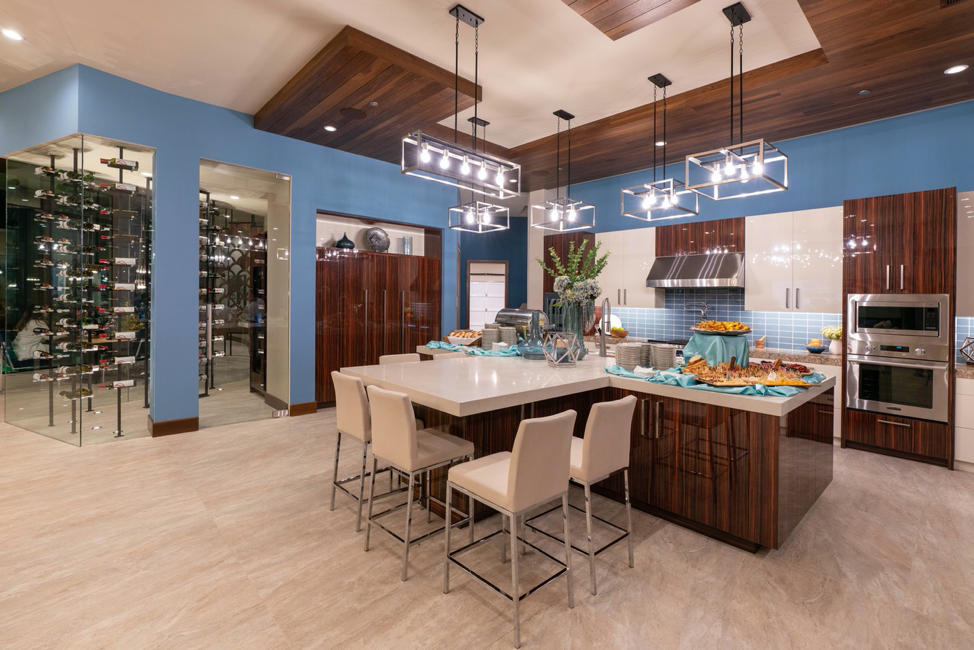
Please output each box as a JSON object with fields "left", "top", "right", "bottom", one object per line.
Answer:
{"left": 845, "top": 294, "right": 951, "bottom": 423}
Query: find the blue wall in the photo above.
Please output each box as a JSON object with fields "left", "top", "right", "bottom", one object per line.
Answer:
{"left": 2, "top": 65, "right": 462, "bottom": 422}
{"left": 0, "top": 66, "right": 79, "bottom": 155}
{"left": 458, "top": 217, "right": 528, "bottom": 328}
{"left": 576, "top": 99, "right": 974, "bottom": 232}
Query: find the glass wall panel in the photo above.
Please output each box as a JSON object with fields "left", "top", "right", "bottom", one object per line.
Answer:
{"left": 198, "top": 160, "right": 290, "bottom": 428}
{"left": 3, "top": 134, "right": 153, "bottom": 445}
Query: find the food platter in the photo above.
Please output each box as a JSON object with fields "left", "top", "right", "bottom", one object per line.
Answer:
{"left": 682, "top": 355, "right": 811, "bottom": 388}
{"left": 690, "top": 327, "right": 750, "bottom": 336}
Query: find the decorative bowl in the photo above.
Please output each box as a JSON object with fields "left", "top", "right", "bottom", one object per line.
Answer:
{"left": 610, "top": 329, "right": 629, "bottom": 338}
{"left": 805, "top": 344, "right": 829, "bottom": 354}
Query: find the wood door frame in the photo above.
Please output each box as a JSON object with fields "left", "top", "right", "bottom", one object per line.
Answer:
{"left": 466, "top": 260, "right": 509, "bottom": 330}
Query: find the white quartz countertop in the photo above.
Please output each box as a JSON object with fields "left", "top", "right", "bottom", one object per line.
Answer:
{"left": 343, "top": 354, "right": 836, "bottom": 418}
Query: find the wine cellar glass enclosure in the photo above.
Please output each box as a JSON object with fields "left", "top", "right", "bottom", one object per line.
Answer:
{"left": 3, "top": 134, "right": 153, "bottom": 446}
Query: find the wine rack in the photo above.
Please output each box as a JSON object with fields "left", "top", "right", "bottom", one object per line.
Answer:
{"left": 198, "top": 191, "right": 267, "bottom": 398}
{"left": 3, "top": 134, "right": 153, "bottom": 445}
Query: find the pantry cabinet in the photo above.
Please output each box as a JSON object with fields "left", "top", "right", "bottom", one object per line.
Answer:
{"left": 595, "top": 227, "right": 663, "bottom": 308}
{"left": 954, "top": 191, "right": 974, "bottom": 316}
{"left": 745, "top": 207, "right": 843, "bottom": 313}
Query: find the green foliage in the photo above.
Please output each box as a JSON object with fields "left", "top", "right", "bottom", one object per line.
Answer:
{"left": 535, "top": 239, "right": 609, "bottom": 282}
{"left": 820, "top": 325, "right": 842, "bottom": 340}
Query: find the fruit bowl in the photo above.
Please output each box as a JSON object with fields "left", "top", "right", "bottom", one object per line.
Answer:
{"left": 610, "top": 328, "right": 629, "bottom": 338}
{"left": 805, "top": 344, "right": 829, "bottom": 354}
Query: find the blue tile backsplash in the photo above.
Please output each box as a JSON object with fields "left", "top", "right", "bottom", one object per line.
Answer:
{"left": 616, "top": 289, "right": 974, "bottom": 365}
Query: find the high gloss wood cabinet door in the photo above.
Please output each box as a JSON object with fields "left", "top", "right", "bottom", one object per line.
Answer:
{"left": 315, "top": 249, "right": 343, "bottom": 403}
{"left": 843, "top": 196, "right": 889, "bottom": 295}
{"left": 401, "top": 256, "right": 441, "bottom": 352}
{"left": 956, "top": 191, "right": 974, "bottom": 316}
{"left": 744, "top": 211, "right": 794, "bottom": 312}
{"left": 908, "top": 188, "right": 956, "bottom": 295}
{"left": 792, "top": 207, "right": 843, "bottom": 312}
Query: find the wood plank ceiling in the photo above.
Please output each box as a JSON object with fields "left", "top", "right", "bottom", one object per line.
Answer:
{"left": 562, "top": 0, "right": 704, "bottom": 40}
{"left": 514, "top": 0, "right": 974, "bottom": 190}
{"left": 256, "top": 1, "right": 974, "bottom": 192}
{"left": 254, "top": 26, "right": 481, "bottom": 163}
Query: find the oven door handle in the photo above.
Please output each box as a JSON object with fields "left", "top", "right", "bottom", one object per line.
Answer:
{"left": 848, "top": 358, "right": 947, "bottom": 371}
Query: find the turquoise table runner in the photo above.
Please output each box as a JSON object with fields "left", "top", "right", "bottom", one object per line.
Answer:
{"left": 682, "top": 333, "right": 749, "bottom": 366}
{"left": 425, "top": 340, "right": 522, "bottom": 357}
{"left": 606, "top": 364, "right": 827, "bottom": 398}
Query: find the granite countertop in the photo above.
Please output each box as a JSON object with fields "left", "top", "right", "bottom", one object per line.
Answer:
{"left": 749, "top": 348, "right": 842, "bottom": 367}
{"left": 357, "top": 353, "right": 835, "bottom": 418}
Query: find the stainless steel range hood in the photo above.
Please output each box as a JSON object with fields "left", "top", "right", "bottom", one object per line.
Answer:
{"left": 645, "top": 252, "right": 745, "bottom": 288}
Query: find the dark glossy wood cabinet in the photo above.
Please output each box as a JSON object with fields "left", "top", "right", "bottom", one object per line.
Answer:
{"left": 655, "top": 217, "right": 744, "bottom": 256}
{"left": 841, "top": 187, "right": 956, "bottom": 468}
{"left": 316, "top": 249, "right": 441, "bottom": 403}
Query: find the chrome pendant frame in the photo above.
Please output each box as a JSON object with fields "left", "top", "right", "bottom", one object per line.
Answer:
{"left": 529, "top": 196, "right": 595, "bottom": 233}
{"left": 448, "top": 200, "right": 510, "bottom": 233}
{"left": 621, "top": 177, "right": 700, "bottom": 221}
{"left": 685, "top": 138, "right": 787, "bottom": 201}
{"left": 402, "top": 130, "right": 521, "bottom": 200}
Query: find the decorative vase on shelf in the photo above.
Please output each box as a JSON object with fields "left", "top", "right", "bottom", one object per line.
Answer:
{"left": 335, "top": 233, "right": 355, "bottom": 250}
{"left": 562, "top": 300, "right": 595, "bottom": 360}
{"left": 829, "top": 339, "right": 842, "bottom": 355}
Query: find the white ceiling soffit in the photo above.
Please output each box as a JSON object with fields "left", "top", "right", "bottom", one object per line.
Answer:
{"left": 0, "top": 0, "right": 819, "bottom": 148}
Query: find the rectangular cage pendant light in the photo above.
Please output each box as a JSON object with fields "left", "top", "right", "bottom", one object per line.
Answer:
{"left": 621, "top": 178, "right": 700, "bottom": 221}
{"left": 448, "top": 200, "right": 510, "bottom": 233}
{"left": 530, "top": 196, "right": 595, "bottom": 232}
{"left": 402, "top": 130, "right": 521, "bottom": 200}
{"left": 685, "top": 138, "right": 787, "bottom": 200}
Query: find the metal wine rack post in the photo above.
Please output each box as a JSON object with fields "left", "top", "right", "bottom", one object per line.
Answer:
{"left": 199, "top": 190, "right": 212, "bottom": 398}
{"left": 69, "top": 148, "right": 79, "bottom": 435}
{"left": 143, "top": 176, "right": 152, "bottom": 409}
{"left": 46, "top": 155, "right": 57, "bottom": 428}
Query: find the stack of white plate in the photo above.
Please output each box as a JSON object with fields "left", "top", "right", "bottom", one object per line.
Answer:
{"left": 651, "top": 344, "right": 678, "bottom": 370}
{"left": 616, "top": 343, "right": 643, "bottom": 371}
{"left": 640, "top": 343, "right": 654, "bottom": 368}
{"left": 482, "top": 328, "right": 501, "bottom": 347}
{"left": 499, "top": 327, "right": 518, "bottom": 346}
{"left": 484, "top": 323, "right": 500, "bottom": 330}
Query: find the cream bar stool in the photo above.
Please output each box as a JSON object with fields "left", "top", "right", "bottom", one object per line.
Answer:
{"left": 364, "top": 385, "right": 474, "bottom": 581}
{"left": 527, "top": 395, "right": 637, "bottom": 596}
{"left": 444, "top": 410, "right": 577, "bottom": 649}
{"left": 379, "top": 353, "right": 421, "bottom": 364}
{"left": 330, "top": 371, "right": 414, "bottom": 532}
{"left": 434, "top": 351, "right": 466, "bottom": 359}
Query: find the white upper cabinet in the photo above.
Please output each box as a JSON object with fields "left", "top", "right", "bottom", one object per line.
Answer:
{"left": 595, "top": 230, "right": 626, "bottom": 305}
{"left": 622, "top": 227, "right": 663, "bottom": 308}
{"left": 596, "top": 228, "right": 663, "bottom": 308}
{"left": 958, "top": 191, "right": 974, "bottom": 317}
{"left": 792, "top": 207, "right": 843, "bottom": 313}
{"left": 745, "top": 212, "right": 795, "bottom": 312}
{"left": 745, "top": 207, "right": 843, "bottom": 313}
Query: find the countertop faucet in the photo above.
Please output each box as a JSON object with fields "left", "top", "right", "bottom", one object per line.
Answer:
{"left": 599, "top": 297, "right": 611, "bottom": 357}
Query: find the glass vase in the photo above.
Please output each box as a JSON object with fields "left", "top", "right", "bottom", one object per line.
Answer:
{"left": 562, "top": 300, "right": 594, "bottom": 360}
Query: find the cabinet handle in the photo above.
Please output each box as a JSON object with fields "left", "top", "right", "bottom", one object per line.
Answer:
{"left": 886, "top": 265, "right": 890, "bottom": 290}
{"left": 655, "top": 401, "right": 663, "bottom": 440}
{"left": 785, "top": 288, "right": 790, "bottom": 309}
{"left": 640, "top": 399, "right": 648, "bottom": 438}
{"left": 900, "top": 264, "right": 904, "bottom": 291}
{"left": 878, "top": 419, "right": 912, "bottom": 429}
{"left": 818, "top": 410, "right": 834, "bottom": 416}
{"left": 401, "top": 290, "right": 406, "bottom": 350}
{"left": 624, "top": 289, "right": 627, "bottom": 305}
{"left": 617, "top": 289, "right": 621, "bottom": 304}
{"left": 796, "top": 287, "right": 801, "bottom": 310}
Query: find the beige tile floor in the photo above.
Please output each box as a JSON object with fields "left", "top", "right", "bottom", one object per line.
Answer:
{"left": 1, "top": 404, "right": 973, "bottom": 649}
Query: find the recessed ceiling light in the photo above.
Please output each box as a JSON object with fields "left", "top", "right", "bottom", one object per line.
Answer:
{"left": 655, "top": 141, "right": 666, "bottom": 147}
{"left": 324, "top": 125, "right": 337, "bottom": 132}
{"left": 858, "top": 89, "right": 871, "bottom": 96}
{"left": 945, "top": 64, "right": 969, "bottom": 75}
{"left": 230, "top": 195, "right": 240, "bottom": 200}
{"left": 1, "top": 28, "right": 24, "bottom": 41}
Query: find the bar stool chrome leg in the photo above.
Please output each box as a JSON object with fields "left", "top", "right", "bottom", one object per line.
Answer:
{"left": 501, "top": 515, "right": 508, "bottom": 564}
{"left": 444, "top": 483, "right": 453, "bottom": 594}
{"left": 584, "top": 483, "right": 597, "bottom": 594}
{"left": 625, "top": 469, "right": 634, "bottom": 568}
{"left": 426, "top": 469, "right": 432, "bottom": 524}
{"left": 356, "top": 440, "right": 368, "bottom": 532}
{"left": 330, "top": 431, "right": 342, "bottom": 511}
{"left": 563, "top": 493, "right": 575, "bottom": 608}
{"left": 511, "top": 513, "right": 521, "bottom": 648}
{"left": 364, "top": 456, "right": 378, "bottom": 551}
{"left": 402, "top": 471, "right": 415, "bottom": 582}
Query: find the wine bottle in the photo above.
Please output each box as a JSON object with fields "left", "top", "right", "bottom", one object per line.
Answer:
{"left": 34, "top": 166, "right": 58, "bottom": 177}
{"left": 55, "top": 195, "right": 78, "bottom": 207}
{"left": 100, "top": 379, "right": 135, "bottom": 389}
{"left": 32, "top": 372, "right": 56, "bottom": 382}
{"left": 33, "top": 350, "right": 65, "bottom": 359}
{"left": 97, "top": 282, "right": 136, "bottom": 291}
{"left": 56, "top": 341, "right": 81, "bottom": 351}
{"left": 59, "top": 388, "right": 93, "bottom": 400}
{"left": 35, "top": 235, "right": 55, "bottom": 243}
{"left": 199, "top": 287, "right": 225, "bottom": 295}
{"left": 100, "top": 157, "right": 139, "bottom": 171}
{"left": 56, "top": 318, "right": 78, "bottom": 328}
{"left": 92, "top": 182, "right": 136, "bottom": 194}
{"left": 34, "top": 189, "right": 55, "bottom": 199}
{"left": 34, "top": 259, "right": 54, "bottom": 267}
{"left": 111, "top": 306, "right": 135, "bottom": 313}
{"left": 35, "top": 212, "right": 55, "bottom": 221}
{"left": 57, "top": 170, "right": 94, "bottom": 183}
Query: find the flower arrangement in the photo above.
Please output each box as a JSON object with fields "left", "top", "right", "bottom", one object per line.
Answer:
{"left": 537, "top": 240, "right": 609, "bottom": 305}
{"left": 821, "top": 325, "right": 842, "bottom": 341}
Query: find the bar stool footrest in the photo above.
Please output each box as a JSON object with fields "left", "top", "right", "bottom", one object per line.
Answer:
{"left": 525, "top": 503, "right": 629, "bottom": 557}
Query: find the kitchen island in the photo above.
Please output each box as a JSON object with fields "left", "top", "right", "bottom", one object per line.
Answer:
{"left": 342, "top": 355, "right": 835, "bottom": 551}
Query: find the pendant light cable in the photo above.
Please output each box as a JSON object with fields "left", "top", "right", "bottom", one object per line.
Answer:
{"left": 729, "top": 23, "right": 735, "bottom": 145}
{"left": 567, "top": 117, "right": 572, "bottom": 198}
{"left": 454, "top": 15, "right": 459, "bottom": 143}
{"left": 662, "top": 85, "right": 667, "bottom": 177}
{"left": 555, "top": 116, "right": 561, "bottom": 201}
{"left": 652, "top": 86, "right": 658, "bottom": 183}
{"left": 739, "top": 23, "right": 744, "bottom": 143}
